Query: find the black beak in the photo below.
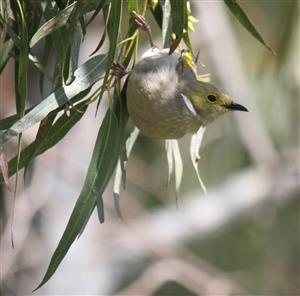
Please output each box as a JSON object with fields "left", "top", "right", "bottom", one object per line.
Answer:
{"left": 224, "top": 102, "right": 248, "bottom": 112}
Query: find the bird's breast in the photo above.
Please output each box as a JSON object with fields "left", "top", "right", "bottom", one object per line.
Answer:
{"left": 127, "top": 70, "right": 201, "bottom": 139}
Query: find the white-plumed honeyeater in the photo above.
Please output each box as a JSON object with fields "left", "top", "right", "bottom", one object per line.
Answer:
{"left": 127, "top": 48, "right": 248, "bottom": 139}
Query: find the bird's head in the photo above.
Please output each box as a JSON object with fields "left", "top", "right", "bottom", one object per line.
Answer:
{"left": 186, "top": 80, "right": 248, "bottom": 126}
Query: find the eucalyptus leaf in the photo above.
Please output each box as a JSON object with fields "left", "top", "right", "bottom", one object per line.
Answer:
{"left": 0, "top": 101, "right": 88, "bottom": 184}
{"left": 29, "top": 2, "right": 76, "bottom": 48}
{"left": 86, "top": 0, "right": 111, "bottom": 26}
{"left": 170, "top": 0, "right": 186, "bottom": 44}
{"left": 165, "top": 139, "right": 174, "bottom": 186}
{"left": 35, "top": 82, "right": 129, "bottom": 290}
{"left": 66, "top": 22, "right": 82, "bottom": 84}
{"left": 190, "top": 126, "right": 207, "bottom": 193}
{"left": 15, "top": 0, "right": 29, "bottom": 115}
{"left": 172, "top": 140, "right": 183, "bottom": 205}
{"left": 0, "top": 54, "right": 107, "bottom": 146}
{"left": 150, "top": 1, "right": 163, "bottom": 29}
{"left": 165, "top": 139, "right": 183, "bottom": 206}
{"left": 0, "top": 38, "right": 13, "bottom": 73}
{"left": 96, "top": 0, "right": 122, "bottom": 110}
{"left": 29, "top": 54, "right": 48, "bottom": 76}
{"left": 113, "top": 127, "right": 139, "bottom": 218}
{"left": 23, "top": 112, "right": 56, "bottom": 179}
{"left": 224, "top": 0, "right": 274, "bottom": 54}
{"left": 120, "top": 0, "right": 138, "bottom": 68}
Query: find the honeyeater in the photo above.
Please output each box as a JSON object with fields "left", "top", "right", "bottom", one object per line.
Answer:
{"left": 127, "top": 48, "right": 248, "bottom": 139}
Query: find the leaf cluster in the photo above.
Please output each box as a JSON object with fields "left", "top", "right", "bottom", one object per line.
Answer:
{"left": 0, "top": 0, "right": 273, "bottom": 289}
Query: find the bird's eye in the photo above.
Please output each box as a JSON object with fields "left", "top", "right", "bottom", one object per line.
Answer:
{"left": 207, "top": 94, "right": 217, "bottom": 102}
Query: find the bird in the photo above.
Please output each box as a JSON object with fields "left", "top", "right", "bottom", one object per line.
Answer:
{"left": 127, "top": 47, "right": 248, "bottom": 139}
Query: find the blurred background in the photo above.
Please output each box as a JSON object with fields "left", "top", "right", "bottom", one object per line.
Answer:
{"left": 1, "top": 1, "right": 299, "bottom": 295}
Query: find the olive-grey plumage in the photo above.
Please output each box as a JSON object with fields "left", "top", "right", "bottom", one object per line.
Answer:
{"left": 127, "top": 48, "right": 247, "bottom": 139}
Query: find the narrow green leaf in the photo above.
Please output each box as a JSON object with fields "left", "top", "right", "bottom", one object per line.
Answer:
{"left": 170, "top": 0, "right": 186, "bottom": 43}
{"left": 150, "top": 1, "right": 163, "bottom": 29}
{"left": 0, "top": 17, "right": 22, "bottom": 49}
{"left": 119, "top": 0, "right": 138, "bottom": 68}
{"left": 29, "top": 0, "right": 105, "bottom": 48}
{"left": 23, "top": 1, "right": 43, "bottom": 41}
{"left": 23, "top": 112, "right": 57, "bottom": 179}
{"left": 0, "top": 54, "right": 107, "bottom": 146}
{"left": 85, "top": 0, "right": 111, "bottom": 26}
{"left": 66, "top": 22, "right": 82, "bottom": 85}
{"left": 14, "top": 0, "right": 30, "bottom": 213}
{"left": 29, "top": 2, "right": 75, "bottom": 48}
{"left": 15, "top": 0, "right": 29, "bottom": 115}
{"left": 120, "top": 0, "right": 138, "bottom": 67}
{"left": 0, "top": 101, "right": 88, "bottom": 184}
{"left": 35, "top": 83, "right": 129, "bottom": 290}
{"left": 224, "top": 0, "right": 275, "bottom": 54}
{"left": 96, "top": 0, "right": 122, "bottom": 111}
{"left": 190, "top": 127, "right": 207, "bottom": 193}
{"left": 69, "top": 0, "right": 106, "bottom": 21}
{"left": 89, "top": 4, "right": 110, "bottom": 57}
{"left": 0, "top": 38, "right": 13, "bottom": 73}
{"left": 89, "top": 29, "right": 106, "bottom": 57}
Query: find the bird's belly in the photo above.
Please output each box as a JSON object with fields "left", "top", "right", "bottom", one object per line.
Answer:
{"left": 127, "top": 77, "right": 200, "bottom": 139}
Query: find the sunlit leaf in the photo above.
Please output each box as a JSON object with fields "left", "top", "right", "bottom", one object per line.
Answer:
{"left": 190, "top": 126, "right": 207, "bottom": 193}
{"left": 0, "top": 54, "right": 107, "bottom": 146}
{"left": 165, "top": 140, "right": 174, "bottom": 186}
{"left": 172, "top": 140, "right": 183, "bottom": 205}
{"left": 113, "top": 127, "right": 140, "bottom": 218}
{"left": 28, "top": 53, "right": 48, "bottom": 76}
{"left": 165, "top": 140, "right": 183, "bottom": 206}
{"left": 0, "top": 108, "right": 32, "bottom": 131}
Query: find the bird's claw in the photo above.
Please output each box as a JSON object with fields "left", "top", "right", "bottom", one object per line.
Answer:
{"left": 111, "top": 62, "right": 129, "bottom": 78}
